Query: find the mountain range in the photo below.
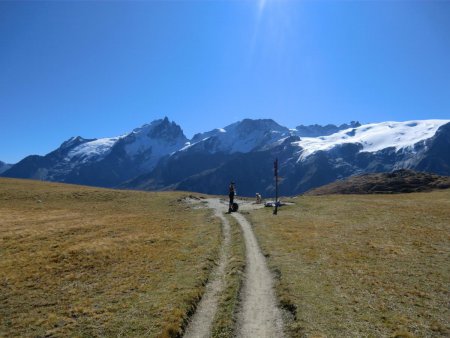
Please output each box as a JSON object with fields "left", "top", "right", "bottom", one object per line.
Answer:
{"left": 2, "top": 117, "right": 450, "bottom": 196}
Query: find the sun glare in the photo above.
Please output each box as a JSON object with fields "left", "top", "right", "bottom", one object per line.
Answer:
{"left": 258, "top": 0, "right": 267, "bottom": 14}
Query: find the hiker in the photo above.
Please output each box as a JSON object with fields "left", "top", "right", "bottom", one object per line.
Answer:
{"left": 228, "top": 181, "right": 236, "bottom": 213}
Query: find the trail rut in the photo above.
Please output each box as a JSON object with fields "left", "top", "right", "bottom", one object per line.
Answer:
{"left": 183, "top": 198, "right": 284, "bottom": 338}
{"left": 183, "top": 199, "right": 230, "bottom": 338}
{"left": 231, "top": 211, "right": 285, "bottom": 338}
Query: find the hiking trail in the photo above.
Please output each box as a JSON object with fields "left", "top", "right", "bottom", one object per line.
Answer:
{"left": 183, "top": 198, "right": 284, "bottom": 338}
{"left": 183, "top": 199, "right": 231, "bottom": 338}
{"left": 230, "top": 206, "right": 285, "bottom": 338}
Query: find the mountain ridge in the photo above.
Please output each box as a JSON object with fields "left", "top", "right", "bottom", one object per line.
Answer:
{"left": 3, "top": 118, "right": 450, "bottom": 196}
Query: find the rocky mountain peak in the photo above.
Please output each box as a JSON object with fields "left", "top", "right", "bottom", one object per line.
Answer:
{"left": 59, "top": 136, "right": 94, "bottom": 151}
{"left": 295, "top": 121, "right": 361, "bottom": 137}
{"left": 229, "top": 118, "right": 288, "bottom": 134}
{"left": 132, "top": 117, "right": 187, "bottom": 143}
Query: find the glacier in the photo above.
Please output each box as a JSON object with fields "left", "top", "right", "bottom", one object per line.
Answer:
{"left": 293, "top": 120, "right": 450, "bottom": 161}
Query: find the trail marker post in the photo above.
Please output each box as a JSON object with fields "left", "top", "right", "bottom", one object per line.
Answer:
{"left": 273, "top": 158, "right": 278, "bottom": 215}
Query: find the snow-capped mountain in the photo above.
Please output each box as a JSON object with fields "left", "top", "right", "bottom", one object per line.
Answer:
{"left": 126, "top": 119, "right": 450, "bottom": 195}
{"left": 2, "top": 118, "right": 450, "bottom": 195}
{"left": 182, "top": 119, "right": 290, "bottom": 154}
{"left": 294, "top": 120, "right": 449, "bottom": 160}
{"left": 55, "top": 118, "right": 187, "bottom": 171}
{"left": 117, "top": 118, "right": 187, "bottom": 170}
{"left": 2, "top": 117, "right": 187, "bottom": 187}
{"left": 63, "top": 136, "right": 119, "bottom": 164}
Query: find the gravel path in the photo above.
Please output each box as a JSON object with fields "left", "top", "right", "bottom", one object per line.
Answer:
{"left": 231, "top": 210, "right": 285, "bottom": 338}
{"left": 183, "top": 198, "right": 284, "bottom": 338}
{"left": 183, "top": 199, "right": 230, "bottom": 338}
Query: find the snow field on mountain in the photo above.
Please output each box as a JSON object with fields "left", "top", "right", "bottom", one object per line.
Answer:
{"left": 61, "top": 119, "right": 450, "bottom": 165}
{"left": 63, "top": 118, "right": 187, "bottom": 169}
{"left": 181, "top": 119, "right": 289, "bottom": 154}
{"left": 294, "top": 119, "right": 450, "bottom": 160}
{"left": 67, "top": 137, "right": 120, "bottom": 162}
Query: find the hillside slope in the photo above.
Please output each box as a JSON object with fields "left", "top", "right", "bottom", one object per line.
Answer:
{"left": 306, "top": 169, "right": 450, "bottom": 195}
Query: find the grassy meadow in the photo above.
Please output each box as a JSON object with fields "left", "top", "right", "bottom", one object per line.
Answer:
{"left": 249, "top": 191, "right": 450, "bottom": 337}
{"left": 0, "top": 178, "right": 221, "bottom": 337}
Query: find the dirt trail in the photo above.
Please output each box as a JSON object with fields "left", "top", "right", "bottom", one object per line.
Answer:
{"left": 183, "top": 199, "right": 230, "bottom": 338}
{"left": 231, "top": 209, "right": 285, "bottom": 338}
{"left": 183, "top": 198, "right": 284, "bottom": 338}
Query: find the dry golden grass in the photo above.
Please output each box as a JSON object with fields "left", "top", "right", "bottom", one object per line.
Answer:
{"left": 249, "top": 191, "right": 450, "bottom": 337}
{"left": 0, "top": 178, "right": 221, "bottom": 337}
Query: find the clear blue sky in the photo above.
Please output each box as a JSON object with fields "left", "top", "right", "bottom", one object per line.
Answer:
{"left": 1, "top": 1, "right": 449, "bottom": 163}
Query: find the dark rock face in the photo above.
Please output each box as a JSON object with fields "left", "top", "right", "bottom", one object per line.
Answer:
{"left": 125, "top": 151, "right": 234, "bottom": 191}
{"left": 414, "top": 123, "right": 450, "bottom": 175}
{"left": 295, "top": 121, "right": 361, "bottom": 137}
{"left": 146, "top": 117, "right": 185, "bottom": 140}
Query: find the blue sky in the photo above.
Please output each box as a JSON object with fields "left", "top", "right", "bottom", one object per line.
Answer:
{"left": 1, "top": 0, "right": 449, "bottom": 163}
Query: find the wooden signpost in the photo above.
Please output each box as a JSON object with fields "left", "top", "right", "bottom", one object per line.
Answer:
{"left": 273, "top": 158, "right": 278, "bottom": 215}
